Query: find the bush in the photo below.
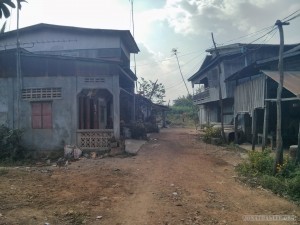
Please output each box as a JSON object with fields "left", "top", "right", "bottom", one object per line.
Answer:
{"left": 202, "top": 126, "right": 222, "bottom": 144}
{"left": 144, "top": 122, "right": 159, "bottom": 133}
{"left": 259, "top": 175, "right": 287, "bottom": 195}
{"left": 236, "top": 150, "right": 300, "bottom": 204}
{"left": 130, "top": 122, "right": 147, "bottom": 140}
{"left": 287, "top": 174, "right": 300, "bottom": 201}
{"left": 248, "top": 150, "right": 274, "bottom": 175}
{"left": 0, "top": 125, "right": 25, "bottom": 161}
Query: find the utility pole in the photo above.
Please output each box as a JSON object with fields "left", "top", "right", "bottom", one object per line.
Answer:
{"left": 149, "top": 79, "right": 158, "bottom": 101}
{"left": 172, "top": 48, "right": 190, "bottom": 96}
{"left": 273, "top": 20, "right": 289, "bottom": 174}
{"left": 129, "top": 0, "right": 137, "bottom": 121}
{"left": 16, "top": 0, "right": 22, "bottom": 129}
{"left": 296, "top": 121, "right": 300, "bottom": 165}
{"left": 211, "top": 33, "right": 226, "bottom": 143}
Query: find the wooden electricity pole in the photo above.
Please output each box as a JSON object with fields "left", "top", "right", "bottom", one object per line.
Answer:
{"left": 296, "top": 121, "right": 300, "bottom": 165}
{"left": 172, "top": 48, "right": 190, "bottom": 96}
{"left": 273, "top": 20, "right": 289, "bottom": 174}
{"left": 211, "top": 33, "right": 226, "bottom": 143}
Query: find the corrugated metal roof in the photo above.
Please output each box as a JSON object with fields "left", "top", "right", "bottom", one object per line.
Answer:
{"left": 262, "top": 70, "right": 300, "bottom": 98}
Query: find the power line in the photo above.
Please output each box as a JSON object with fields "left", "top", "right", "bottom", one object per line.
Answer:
{"left": 281, "top": 9, "right": 300, "bottom": 21}
{"left": 284, "top": 13, "right": 300, "bottom": 23}
{"left": 220, "top": 25, "right": 275, "bottom": 45}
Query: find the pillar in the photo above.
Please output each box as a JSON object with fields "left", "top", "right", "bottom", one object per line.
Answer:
{"left": 112, "top": 74, "right": 120, "bottom": 138}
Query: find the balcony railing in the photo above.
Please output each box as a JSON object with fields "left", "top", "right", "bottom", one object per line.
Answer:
{"left": 77, "top": 129, "right": 113, "bottom": 150}
{"left": 193, "top": 87, "right": 210, "bottom": 102}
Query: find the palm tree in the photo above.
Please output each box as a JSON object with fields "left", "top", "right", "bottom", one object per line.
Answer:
{"left": 0, "top": 0, "right": 26, "bottom": 18}
{"left": 0, "top": 0, "right": 16, "bottom": 19}
{"left": 0, "top": 0, "right": 26, "bottom": 33}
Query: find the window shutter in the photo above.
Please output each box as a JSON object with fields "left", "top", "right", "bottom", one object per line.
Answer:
{"left": 42, "top": 102, "right": 52, "bottom": 129}
{"left": 32, "top": 103, "right": 42, "bottom": 129}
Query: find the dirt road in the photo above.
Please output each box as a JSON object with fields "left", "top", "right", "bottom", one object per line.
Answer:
{"left": 0, "top": 128, "right": 299, "bottom": 225}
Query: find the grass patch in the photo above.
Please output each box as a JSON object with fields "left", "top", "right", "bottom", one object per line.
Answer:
{"left": 236, "top": 150, "right": 300, "bottom": 204}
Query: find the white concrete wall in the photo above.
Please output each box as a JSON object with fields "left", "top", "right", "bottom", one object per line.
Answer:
{"left": 0, "top": 73, "right": 118, "bottom": 151}
{"left": 0, "top": 30, "right": 122, "bottom": 52}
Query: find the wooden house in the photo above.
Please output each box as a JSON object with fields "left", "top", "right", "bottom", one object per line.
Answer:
{"left": 188, "top": 43, "right": 298, "bottom": 130}
{"left": 226, "top": 44, "right": 300, "bottom": 148}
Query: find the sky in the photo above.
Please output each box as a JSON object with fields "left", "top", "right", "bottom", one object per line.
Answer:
{"left": 2, "top": 0, "right": 300, "bottom": 104}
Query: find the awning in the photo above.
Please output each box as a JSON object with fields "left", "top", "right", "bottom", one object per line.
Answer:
{"left": 262, "top": 70, "right": 300, "bottom": 98}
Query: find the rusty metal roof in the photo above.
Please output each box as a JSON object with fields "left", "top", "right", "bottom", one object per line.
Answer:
{"left": 262, "top": 70, "right": 300, "bottom": 98}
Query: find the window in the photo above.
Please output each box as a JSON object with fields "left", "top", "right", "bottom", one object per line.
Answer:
{"left": 31, "top": 102, "right": 52, "bottom": 129}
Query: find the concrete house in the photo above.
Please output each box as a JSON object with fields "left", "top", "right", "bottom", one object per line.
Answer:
{"left": 188, "top": 43, "right": 297, "bottom": 130}
{"left": 226, "top": 44, "right": 300, "bottom": 148}
{"left": 0, "top": 23, "right": 139, "bottom": 151}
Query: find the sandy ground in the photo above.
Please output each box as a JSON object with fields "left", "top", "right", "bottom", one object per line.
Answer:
{"left": 0, "top": 127, "right": 299, "bottom": 225}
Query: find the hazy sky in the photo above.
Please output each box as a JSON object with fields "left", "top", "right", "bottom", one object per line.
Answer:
{"left": 2, "top": 0, "right": 300, "bottom": 103}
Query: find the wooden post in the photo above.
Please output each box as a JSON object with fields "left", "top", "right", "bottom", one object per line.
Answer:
{"left": 79, "top": 96, "right": 84, "bottom": 129}
{"left": 211, "top": 33, "right": 226, "bottom": 143}
{"left": 262, "top": 101, "right": 269, "bottom": 150}
{"left": 251, "top": 109, "right": 257, "bottom": 150}
{"left": 234, "top": 114, "right": 238, "bottom": 144}
{"left": 162, "top": 110, "right": 166, "bottom": 128}
{"left": 295, "top": 121, "right": 300, "bottom": 165}
{"left": 273, "top": 20, "right": 289, "bottom": 174}
{"left": 112, "top": 74, "right": 120, "bottom": 138}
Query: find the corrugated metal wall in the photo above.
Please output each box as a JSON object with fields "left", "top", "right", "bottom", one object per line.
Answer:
{"left": 234, "top": 75, "right": 265, "bottom": 116}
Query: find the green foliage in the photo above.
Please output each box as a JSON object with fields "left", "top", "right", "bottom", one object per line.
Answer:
{"left": 287, "top": 174, "right": 300, "bottom": 200}
{"left": 0, "top": 125, "right": 25, "bottom": 161}
{"left": 202, "top": 126, "right": 222, "bottom": 144}
{"left": 138, "top": 77, "right": 166, "bottom": 104}
{"left": 130, "top": 122, "right": 147, "bottom": 140}
{"left": 259, "top": 175, "right": 287, "bottom": 195}
{"left": 169, "top": 95, "right": 198, "bottom": 127}
{"left": 144, "top": 122, "right": 159, "bottom": 133}
{"left": 236, "top": 150, "right": 300, "bottom": 203}
{"left": 0, "top": 0, "right": 26, "bottom": 19}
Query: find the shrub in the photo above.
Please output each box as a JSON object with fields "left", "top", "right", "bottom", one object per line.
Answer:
{"left": 236, "top": 150, "right": 273, "bottom": 177}
{"left": 130, "top": 122, "right": 147, "bottom": 140}
{"left": 287, "top": 174, "right": 300, "bottom": 201}
{"left": 144, "top": 122, "right": 159, "bottom": 133}
{"left": 0, "top": 125, "right": 25, "bottom": 161}
{"left": 259, "top": 175, "right": 287, "bottom": 195}
{"left": 248, "top": 150, "right": 274, "bottom": 175}
{"left": 202, "top": 126, "right": 222, "bottom": 144}
{"left": 236, "top": 150, "right": 300, "bottom": 204}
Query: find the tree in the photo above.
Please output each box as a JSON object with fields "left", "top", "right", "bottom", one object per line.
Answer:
{"left": 0, "top": 0, "right": 26, "bottom": 18}
{"left": 138, "top": 77, "right": 166, "bottom": 104}
{"left": 0, "top": 0, "right": 26, "bottom": 33}
{"left": 171, "top": 95, "right": 199, "bottom": 127}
